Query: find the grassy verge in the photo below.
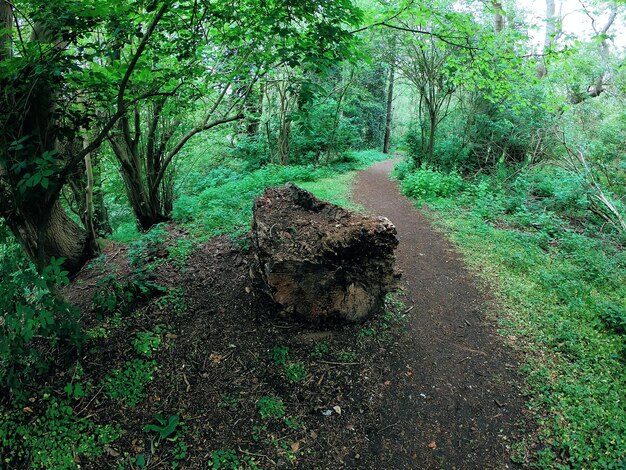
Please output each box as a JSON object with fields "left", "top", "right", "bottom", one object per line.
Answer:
{"left": 395, "top": 162, "right": 626, "bottom": 468}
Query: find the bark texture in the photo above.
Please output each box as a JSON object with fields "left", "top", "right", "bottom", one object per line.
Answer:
{"left": 251, "top": 183, "right": 399, "bottom": 323}
{"left": 5, "top": 200, "right": 92, "bottom": 274}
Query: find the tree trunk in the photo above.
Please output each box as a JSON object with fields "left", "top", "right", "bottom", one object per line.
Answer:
{"left": 538, "top": 0, "right": 556, "bottom": 78}
{"left": 5, "top": 200, "right": 93, "bottom": 274}
{"left": 383, "top": 61, "right": 395, "bottom": 154}
{"left": 493, "top": 1, "right": 504, "bottom": 33}
{"left": 119, "top": 161, "right": 169, "bottom": 231}
{"left": 0, "top": 1, "right": 11, "bottom": 60}
{"left": 427, "top": 109, "right": 437, "bottom": 163}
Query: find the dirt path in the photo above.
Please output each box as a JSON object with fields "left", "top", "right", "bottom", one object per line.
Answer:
{"left": 351, "top": 159, "right": 529, "bottom": 469}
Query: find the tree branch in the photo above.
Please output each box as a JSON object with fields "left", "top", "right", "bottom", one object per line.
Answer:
{"left": 154, "top": 113, "right": 244, "bottom": 189}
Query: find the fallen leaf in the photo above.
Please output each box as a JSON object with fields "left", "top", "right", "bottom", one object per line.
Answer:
{"left": 384, "top": 380, "right": 391, "bottom": 386}
{"left": 22, "top": 407, "right": 33, "bottom": 413}
{"left": 346, "top": 423, "right": 355, "bottom": 431}
{"left": 210, "top": 353, "right": 222, "bottom": 364}
{"left": 428, "top": 441, "right": 437, "bottom": 449}
{"left": 291, "top": 441, "right": 300, "bottom": 452}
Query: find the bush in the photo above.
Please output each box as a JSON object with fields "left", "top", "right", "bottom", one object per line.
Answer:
{"left": 0, "top": 255, "right": 83, "bottom": 394}
{"left": 401, "top": 166, "right": 463, "bottom": 199}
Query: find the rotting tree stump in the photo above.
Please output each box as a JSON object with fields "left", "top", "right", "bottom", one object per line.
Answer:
{"left": 251, "top": 183, "right": 399, "bottom": 323}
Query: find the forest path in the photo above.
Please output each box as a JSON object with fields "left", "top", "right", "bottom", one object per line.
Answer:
{"left": 351, "top": 159, "right": 529, "bottom": 469}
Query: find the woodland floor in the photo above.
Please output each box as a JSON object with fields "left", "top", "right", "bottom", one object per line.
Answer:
{"left": 62, "top": 159, "right": 532, "bottom": 469}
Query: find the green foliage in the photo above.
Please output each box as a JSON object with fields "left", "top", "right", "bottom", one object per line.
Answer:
{"left": 285, "top": 416, "right": 303, "bottom": 431}
{"left": 143, "top": 414, "right": 180, "bottom": 440}
{"left": 155, "top": 287, "right": 187, "bottom": 315}
{"left": 209, "top": 450, "right": 240, "bottom": 469}
{"left": 270, "top": 346, "right": 290, "bottom": 366}
{"left": 257, "top": 396, "right": 286, "bottom": 420}
{"left": 0, "top": 392, "right": 121, "bottom": 469}
{"left": 0, "top": 255, "right": 82, "bottom": 393}
{"left": 128, "top": 224, "right": 169, "bottom": 268}
{"left": 311, "top": 342, "right": 330, "bottom": 359}
{"left": 102, "top": 359, "right": 157, "bottom": 407}
{"left": 400, "top": 166, "right": 463, "bottom": 199}
{"left": 133, "top": 330, "right": 162, "bottom": 357}
{"left": 168, "top": 238, "right": 197, "bottom": 269}
{"left": 338, "top": 351, "right": 358, "bottom": 362}
{"left": 284, "top": 363, "right": 307, "bottom": 382}
{"left": 92, "top": 273, "right": 166, "bottom": 318}
{"left": 172, "top": 150, "right": 388, "bottom": 239}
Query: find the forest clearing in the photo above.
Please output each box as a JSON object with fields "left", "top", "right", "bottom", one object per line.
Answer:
{"left": 1, "top": 0, "right": 625, "bottom": 468}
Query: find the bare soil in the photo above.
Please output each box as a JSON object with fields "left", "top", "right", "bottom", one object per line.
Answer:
{"left": 41, "top": 159, "right": 530, "bottom": 469}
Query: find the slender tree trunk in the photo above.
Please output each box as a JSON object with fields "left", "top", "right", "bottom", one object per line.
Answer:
{"left": 538, "top": 0, "right": 556, "bottom": 78}
{"left": 383, "top": 61, "right": 395, "bottom": 154}
{"left": 493, "top": 1, "right": 504, "bottom": 33}
{"left": 83, "top": 153, "right": 99, "bottom": 253}
{"left": 0, "top": 1, "right": 11, "bottom": 60}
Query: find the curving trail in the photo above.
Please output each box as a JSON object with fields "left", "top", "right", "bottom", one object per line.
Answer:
{"left": 351, "top": 159, "right": 529, "bottom": 469}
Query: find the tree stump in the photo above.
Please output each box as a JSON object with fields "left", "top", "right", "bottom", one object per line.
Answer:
{"left": 251, "top": 183, "right": 399, "bottom": 323}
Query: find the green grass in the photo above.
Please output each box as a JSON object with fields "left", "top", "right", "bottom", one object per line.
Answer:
{"left": 396, "top": 163, "right": 626, "bottom": 468}
{"left": 165, "top": 149, "right": 386, "bottom": 242}
{"left": 299, "top": 171, "right": 363, "bottom": 212}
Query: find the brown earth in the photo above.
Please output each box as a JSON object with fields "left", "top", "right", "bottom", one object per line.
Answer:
{"left": 29, "top": 159, "right": 530, "bottom": 470}
{"left": 349, "top": 159, "right": 530, "bottom": 469}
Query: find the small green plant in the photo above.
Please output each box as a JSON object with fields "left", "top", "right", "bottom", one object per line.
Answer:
{"left": 92, "top": 273, "right": 166, "bottom": 318}
{"left": 168, "top": 238, "right": 196, "bottom": 268}
{"left": 358, "top": 327, "right": 376, "bottom": 338}
{"left": 284, "top": 362, "right": 307, "bottom": 382}
{"left": 209, "top": 449, "right": 240, "bottom": 469}
{"left": 338, "top": 351, "right": 358, "bottom": 362}
{"left": 257, "top": 396, "right": 286, "bottom": 420}
{"left": 143, "top": 414, "right": 188, "bottom": 468}
{"left": 251, "top": 424, "right": 268, "bottom": 442}
{"left": 285, "top": 416, "right": 303, "bottom": 430}
{"left": 218, "top": 393, "right": 240, "bottom": 411}
{"left": 270, "top": 346, "right": 290, "bottom": 365}
{"left": 103, "top": 359, "right": 157, "bottom": 407}
{"left": 143, "top": 414, "right": 180, "bottom": 440}
{"left": 127, "top": 223, "right": 169, "bottom": 268}
{"left": 156, "top": 287, "right": 187, "bottom": 315}
{"left": 401, "top": 166, "right": 463, "bottom": 199}
{"left": 63, "top": 381, "right": 86, "bottom": 400}
{"left": 133, "top": 330, "right": 162, "bottom": 357}
{"left": 311, "top": 342, "right": 329, "bottom": 359}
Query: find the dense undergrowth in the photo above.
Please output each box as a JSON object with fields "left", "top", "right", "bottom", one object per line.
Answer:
{"left": 395, "top": 161, "right": 626, "bottom": 468}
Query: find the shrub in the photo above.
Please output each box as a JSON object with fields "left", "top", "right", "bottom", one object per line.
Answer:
{"left": 401, "top": 166, "right": 463, "bottom": 199}
{"left": 0, "top": 256, "right": 83, "bottom": 394}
